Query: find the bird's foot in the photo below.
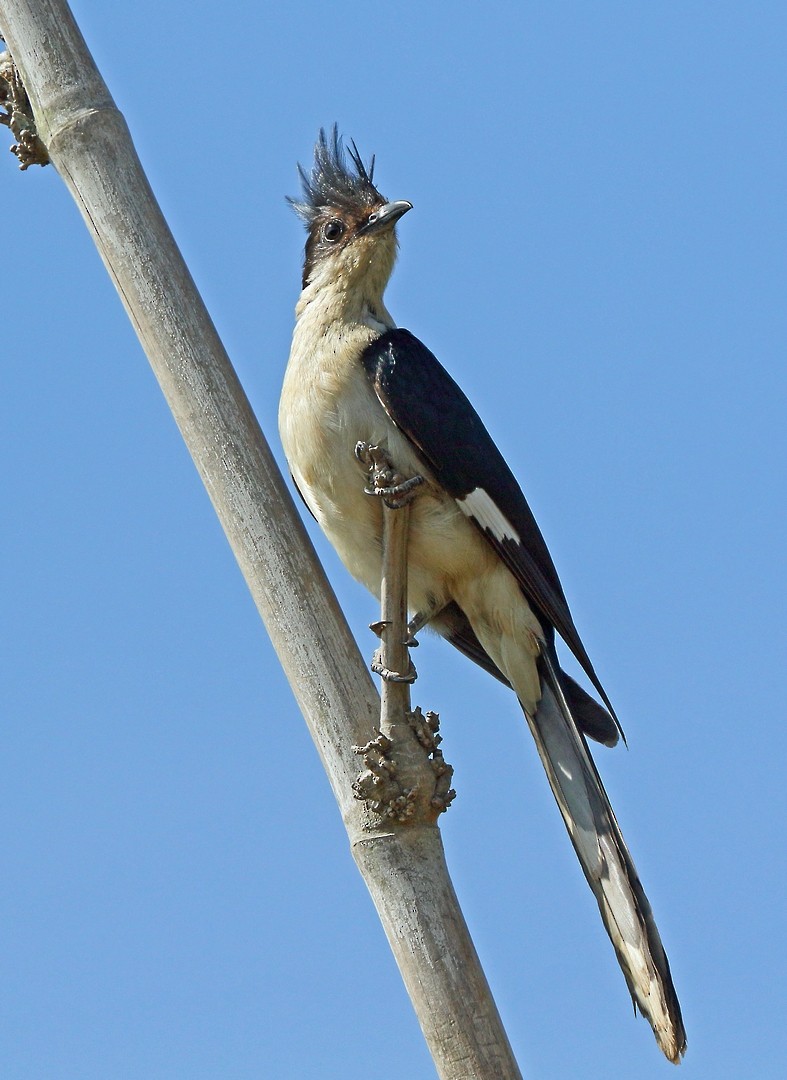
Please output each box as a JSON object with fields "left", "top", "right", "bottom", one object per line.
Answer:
{"left": 371, "top": 646, "right": 417, "bottom": 684}
{"left": 355, "top": 441, "right": 424, "bottom": 509}
{"left": 369, "top": 616, "right": 420, "bottom": 676}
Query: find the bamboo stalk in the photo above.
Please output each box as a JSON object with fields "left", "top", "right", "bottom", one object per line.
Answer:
{"left": 0, "top": 4, "right": 523, "bottom": 1075}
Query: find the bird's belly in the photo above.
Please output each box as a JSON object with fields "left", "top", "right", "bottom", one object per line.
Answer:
{"left": 318, "top": 479, "right": 496, "bottom": 617}
{"left": 280, "top": 373, "right": 495, "bottom": 613}
{"left": 280, "top": 366, "right": 543, "bottom": 708}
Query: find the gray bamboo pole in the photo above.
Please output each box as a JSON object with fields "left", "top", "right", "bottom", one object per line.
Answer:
{"left": 0, "top": 4, "right": 523, "bottom": 1076}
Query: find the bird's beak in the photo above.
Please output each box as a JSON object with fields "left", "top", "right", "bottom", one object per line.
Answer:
{"left": 360, "top": 200, "right": 413, "bottom": 235}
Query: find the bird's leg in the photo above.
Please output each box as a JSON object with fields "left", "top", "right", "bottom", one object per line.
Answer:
{"left": 355, "top": 441, "right": 424, "bottom": 509}
{"left": 404, "top": 604, "right": 448, "bottom": 648}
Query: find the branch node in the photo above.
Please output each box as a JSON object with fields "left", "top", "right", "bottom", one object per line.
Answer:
{"left": 352, "top": 731, "right": 417, "bottom": 822}
{"left": 408, "top": 708, "right": 456, "bottom": 813}
{"left": 0, "top": 50, "right": 49, "bottom": 170}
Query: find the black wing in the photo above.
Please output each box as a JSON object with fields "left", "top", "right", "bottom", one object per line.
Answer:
{"left": 361, "top": 327, "right": 621, "bottom": 735}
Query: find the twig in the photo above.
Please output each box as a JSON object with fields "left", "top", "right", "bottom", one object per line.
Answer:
{"left": 353, "top": 441, "right": 455, "bottom": 824}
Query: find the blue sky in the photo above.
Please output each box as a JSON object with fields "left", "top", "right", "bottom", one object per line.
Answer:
{"left": 2, "top": 3, "right": 786, "bottom": 1077}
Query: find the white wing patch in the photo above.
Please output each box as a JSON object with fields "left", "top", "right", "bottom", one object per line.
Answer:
{"left": 458, "top": 488, "right": 521, "bottom": 543}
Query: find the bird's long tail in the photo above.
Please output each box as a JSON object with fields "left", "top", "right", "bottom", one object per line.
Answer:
{"left": 523, "top": 646, "right": 686, "bottom": 1063}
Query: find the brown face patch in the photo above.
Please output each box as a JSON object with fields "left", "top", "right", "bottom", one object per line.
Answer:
{"left": 302, "top": 202, "right": 387, "bottom": 287}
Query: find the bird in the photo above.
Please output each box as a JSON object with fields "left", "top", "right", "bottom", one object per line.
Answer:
{"left": 279, "top": 126, "right": 686, "bottom": 1063}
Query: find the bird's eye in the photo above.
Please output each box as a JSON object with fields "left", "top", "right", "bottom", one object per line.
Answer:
{"left": 323, "top": 219, "right": 344, "bottom": 242}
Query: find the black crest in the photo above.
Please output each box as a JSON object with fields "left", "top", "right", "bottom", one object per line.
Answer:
{"left": 288, "top": 125, "right": 383, "bottom": 225}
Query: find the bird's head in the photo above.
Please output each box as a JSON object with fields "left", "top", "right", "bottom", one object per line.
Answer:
{"left": 289, "top": 126, "right": 412, "bottom": 301}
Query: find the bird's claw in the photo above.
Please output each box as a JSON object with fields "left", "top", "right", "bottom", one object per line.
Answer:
{"left": 371, "top": 647, "right": 417, "bottom": 684}
{"left": 364, "top": 473, "right": 424, "bottom": 508}
{"left": 355, "top": 441, "right": 424, "bottom": 508}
